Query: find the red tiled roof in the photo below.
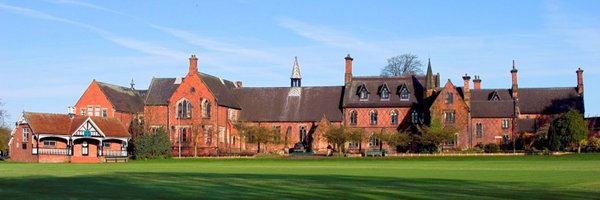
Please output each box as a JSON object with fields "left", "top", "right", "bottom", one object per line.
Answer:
{"left": 23, "top": 112, "right": 129, "bottom": 138}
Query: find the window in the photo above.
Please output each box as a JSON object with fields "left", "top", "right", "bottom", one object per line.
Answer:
{"left": 219, "top": 127, "right": 225, "bottom": 143}
{"left": 102, "top": 108, "right": 108, "bottom": 117}
{"left": 43, "top": 140, "right": 56, "bottom": 147}
{"left": 87, "top": 106, "right": 93, "bottom": 116}
{"left": 370, "top": 110, "right": 378, "bottom": 125}
{"left": 205, "top": 127, "right": 213, "bottom": 145}
{"left": 82, "top": 141, "right": 89, "bottom": 156}
{"left": 444, "top": 111, "right": 456, "bottom": 124}
{"left": 502, "top": 119, "right": 510, "bottom": 129}
{"left": 400, "top": 87, "right": 409, "bottom": 101}
{"left": 491, "top": 94, "right": 500, "bottom": 101}
{"left": 446, "top": 93, "right": 454, "bottom": 104}
{"left": 233, "top": 136, "right": 237, "bottom": 145}
{"left": 228, "top": 109, "right": 238, "bottom": 121}
{"left": 476, "top": 123, "right": 483, "bottom": 138}
{"left": 358, "top": 85, "right": 369, "bottom": 101}
{"left": 299, "top": 126, "right": 307, "bottom": 143}
{"left": 80, "top": 109, "right": 85, "bottom": 116}
{"left": 23, "top": 128, "right": 29, "bottom": 142}
{"left": 177, "top": 99, "right": 193, "bottom": 119}
{"left": 103, "top": 142, "right": 111, "bottom": 148}
{"left": 411, "top": 111, "right": 419, "bottom": 124}
{"left": 348, "top": 141, "right": 359, "bottom": 149}
{"left": 369, "top": 136, "right": 381, "bottom": 147}
{"left": 95, "top": 106, "right": 101, "bottom": 116}
{"left": 350, "top": 110, "right": 358, "bottom": 125}
{"left": 181, "top": 128, "right": 187, "bottom": 142}
{"left": 274, "top": 126, "right": 281, "bottom": 142}
{"left": 380, "top": 85, "right": 390, "bottom": 101}
{"left": 202, "top": 100, "right": 211, "bottom": 118}
{"left": 503, "top": 134, "right": 510, "bottom": 145}
{"left": 391, "top": 110, "right": 399, "bottom": 125}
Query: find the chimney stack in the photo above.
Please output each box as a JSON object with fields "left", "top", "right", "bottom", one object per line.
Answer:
{"left": 236, "top": 81, "right": 243, "bottom": 88}
{"left": 511, "top": 60, "right": 519, "bottom": 99}
{"left": 344, "top": 54, "right": 353, "bottom": 84}
{"left": 577, "top": 67, "right": 584, "bottom": 96}
{"left": 473, "top": 75, "right": 481, "bottom": 90}
{"left": 68, "top": 106, "right": 76, "bottom": 118}
{"left": 189, "top": 55, "right": 198, "bottom": 75}
{"left": 463, "top": 73, "right": 471, "bottom": 107}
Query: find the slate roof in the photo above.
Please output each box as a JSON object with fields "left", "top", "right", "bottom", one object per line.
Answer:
{"left": 471, "top": 101, "right": 514, "bottom": 118}
{"left": 233, "top": 86, "right": 344, "bottom": 122}
{"left": 518, "top": 87, "right": 583, "bottom": 114}
{"left": 343, "top": 76, "right": 425, "bottom": 108}
{"left": 144, "top": 73, "right": 241, "bottom": 109}
{"left": 96, "top": 82, "right": 146, "bottom": 113}
{"left": 23, "top": 112, "right": 129, "bottom": 137}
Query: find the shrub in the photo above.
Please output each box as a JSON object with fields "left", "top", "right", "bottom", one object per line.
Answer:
{"left": 133, "top": 128, "right": 172, "bottom": 159}
{"left": 483, "top": 143, "right": 500, "bottom": 153}
{"left": 583, "top": 137, "right": 600, "bottom": 152}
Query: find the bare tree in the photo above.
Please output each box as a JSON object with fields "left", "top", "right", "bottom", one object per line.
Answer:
{"left": 381, "top": 54, "right": 423, "bottom": 76}
{"left": 0, "top": 99, "right": 7, "bottom": 126}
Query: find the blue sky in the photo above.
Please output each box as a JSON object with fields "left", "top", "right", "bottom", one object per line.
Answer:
{"left": 1, "top": 0, "right": 599, "bottom": 125}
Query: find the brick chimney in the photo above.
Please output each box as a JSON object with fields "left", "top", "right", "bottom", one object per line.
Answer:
{"left": 463, "top": 73, "right": 471, "bottom": 107}
{"left": 511, "top": 60, "right": 518, "bottom": 99}
{"left": 577, "top": 67, "right": 584, "bottom": 96}
{"left": 473, "top": 75, "right": 481, "bottom": 90}
{"left": 189, "top": 55, "right": 198, "bottom": 75}
{"left": 344, "top": 54, "right": 353, "bottom": 85}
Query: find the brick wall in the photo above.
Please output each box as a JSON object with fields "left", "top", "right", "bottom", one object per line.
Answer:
{"left": 9, "top": 124, "right": 38, "bottom": 162}
{"left": 472, "top": 118, "right": 513, "bottom": 146}
{"left": 430, "top": 81, "right": 469, "bottom": 150}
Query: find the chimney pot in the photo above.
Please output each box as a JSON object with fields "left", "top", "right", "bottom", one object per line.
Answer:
{"left": 189, "top": 54, "right": 198, "bottom": 75}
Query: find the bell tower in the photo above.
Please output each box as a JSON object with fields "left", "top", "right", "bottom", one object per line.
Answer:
{"left": 291, "top": 56, "right": 302, "bottom": 87}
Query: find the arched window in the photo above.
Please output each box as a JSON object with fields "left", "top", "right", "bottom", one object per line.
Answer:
{"left": 391, "top": 110, "right": 399, "bottom": 125}
{"left": 299, "top": 126, "right": 307, "bottom": 143}
{"left": 202, "top": 99, "right": 211, "bottom": 118}
{"left": 370, "top": 110, "right": 378, "bottom": 125}
{"left": 177, "top": 99, "right": 193, "bottom": 119}
{"left": 181, "top": 128, "right": 187, "bottom": 143}
{"left": 82, "top": 141, "right": 89, "bottom": 156}
{"left": 350, "top": 110, "right": 358, "bottom": 125}
{"left": 411, "top": 110, "right": 419, "bottom": 124}
{"left": 446, "top": 92, "right": 454, "bottom": 104}
{"left": 476, "top": 123, "right": 483, "bottom": 138}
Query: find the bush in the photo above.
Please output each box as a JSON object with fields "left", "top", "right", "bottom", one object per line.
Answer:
{"left": 133, "top": 128, "right": 172, "bottom": 159}
{"left": 483, "top": 143, "right": 500, "bottom": 153}
{"left": 582, "top": 137, "right": 600, "bottom": 152}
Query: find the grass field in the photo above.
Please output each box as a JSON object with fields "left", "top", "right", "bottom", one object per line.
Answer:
{"left": 1, "top": 154, "right": 599, "bottom": 199}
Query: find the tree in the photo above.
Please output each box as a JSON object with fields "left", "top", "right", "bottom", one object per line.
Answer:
{"left": 416, "top": 119, "right": 458, "bottom": 153}
{"left": 236, "top": 122, "right": 277, "bottom": 153}
{"left": 347, "top": 128, "right": 366, "bottom": 152}
{"left": 379, "top": 129, "right": 411, "bottom": 152}
{"left": 322, "top": 126, "right": 348, "bottom": 155}
{"left": 548, "top": 109, "right": 588, "bottom": 152}
{"left": 127, "top": 118, "right": 144, "bottom": 156}
{"left": 133, "top": 127, "right": 172, "bottom": 159}
{"left": 381, "top": 53, "right": 423, "bottom": 76}
{"left": 0, "top": 99, "right": 9, "bottom": 155}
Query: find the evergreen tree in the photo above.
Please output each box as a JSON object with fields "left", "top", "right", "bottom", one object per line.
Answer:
{"left": 548, "top": 109, "right": 588, "bottom": 152}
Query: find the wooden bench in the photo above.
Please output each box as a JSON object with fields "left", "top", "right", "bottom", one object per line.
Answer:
{"left": 365, "top": 149, "right": 388, "bottom": 157}
{"left": 105, "top": 156, "right": 128, "bottom": 163}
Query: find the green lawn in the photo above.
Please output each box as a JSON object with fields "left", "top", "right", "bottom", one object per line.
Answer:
{"left": 1, "top": 154, "right": 599, "bottom": 199}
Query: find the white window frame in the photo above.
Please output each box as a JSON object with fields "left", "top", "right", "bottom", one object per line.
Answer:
{"left": 95, "top": 106, "right": 101, "bottom": 116}
{"left": 80, "top": 108, "right": 85, "bottom": 116}
{"left": 23, "top": 128, "right": 29, "bottom": 142}
{"left": 43, "top": 140, "right": 56, "bottom": 147}
{"left": 87, "top": 106, "right": 93, "bottom": 116}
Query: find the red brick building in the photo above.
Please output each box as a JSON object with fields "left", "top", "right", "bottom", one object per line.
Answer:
{"left": 10, "top": 54, "right": 585, "bottom": 158}
{"left": 9, "top": 112, "right": 129, "bottom": 163}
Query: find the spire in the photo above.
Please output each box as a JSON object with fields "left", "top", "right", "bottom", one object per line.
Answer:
{"left": 425, "top": 58, "right": 434, "bottom": 90}
{"left": 130, "top": 78, "right": 135, "bottom": 90}
{"left": 290, "top": 56, "right": 302, "bottom": 87}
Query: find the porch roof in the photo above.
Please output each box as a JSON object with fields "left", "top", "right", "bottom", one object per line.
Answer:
{"left": 23, "top": 112, "right": 130, "bottom": 138}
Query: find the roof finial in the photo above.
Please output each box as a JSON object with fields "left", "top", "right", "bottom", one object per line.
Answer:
{"left": 512, "top": 60, "right": 515, "bottom": 69}
{"left": 130, "top": 78, "right": 136, "bottom": 90}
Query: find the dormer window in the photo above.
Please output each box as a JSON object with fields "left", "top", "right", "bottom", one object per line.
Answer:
{"left": 490, "top": 91, "right": 501, "bottom": 101}
{"left": 446, "top": 92, "right": 454, "bottom": 104}
{"left": 399, "top": 84, "right": 410, "bottom": 101}
{"left": 358, "top": 84, "right": 369, "bottom": 101}
{"left": 411, "top": 110, "right": 419, "bottom": 124}
{"left": 379, "top": 83, "right": 390, "bottom": 101}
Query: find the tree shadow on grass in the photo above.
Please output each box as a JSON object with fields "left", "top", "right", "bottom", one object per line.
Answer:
{"left": 0, "top": 172, "right": 597, "bottom": 200}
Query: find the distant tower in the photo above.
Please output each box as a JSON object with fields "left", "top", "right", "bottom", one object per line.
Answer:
{"left": 130, "top": 79, "right": 136, "bottom": 90}
{"left": 291, "top": 56, "right": 302, "bottom": 87}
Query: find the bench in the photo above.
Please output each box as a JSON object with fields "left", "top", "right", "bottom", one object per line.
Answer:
{"left": 365, "top": 149, "right": 388, "bottom": 157}
{"left": 105, "top": 156, "right": 128, "bottom": 163}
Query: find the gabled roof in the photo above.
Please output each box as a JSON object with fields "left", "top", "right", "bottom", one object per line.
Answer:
{"left": 232, "top": 86, "right": 343, "bottom": 122}
{"left": 518, "top": 87, "right": 583, "bottom": 114}
{"left": 471, "top": 101, "right": 514, "bottom": 118}
{"left": 96, "top": 82, "right": 146, "bottom": 113}
{"left": 343, "top": 76, "right": 425, "bottom": 108}
{"left": 144, "top": 73, "right": 241, "bottom": 109}
{"left": 22, "top": 112, "right": 129, "bottom": 137}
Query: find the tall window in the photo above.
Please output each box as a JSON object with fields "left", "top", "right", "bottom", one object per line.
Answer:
{"left": 80, "top": 109, "right": 85, "bottom": 116}
{"left": 444, "top": 111, "right": 456, "bottom": 124}
{"left": 476, "top": 123, "right": 483, "bottom": 138}
{"left": 87, "top": 106, "right": 93, "bottom": 116}
{"left": 370, "top": 110, "right": 378, "bottom": 125}
{"left": 177, "top": 99, "right": 193, "bottom": 119}
{"left": 274, "top": 126, "right": 281, "bottom": 142}
{"left": 380, "top": 85, "right": 390, "bottom": 101}
{"left": 446, "top": 93, "right": 454, "bottom": 104}
{"left": 202, "top": 100, "right": 211, "bottom": 118}
{"left": 502, "top": 119, "right": 510, "bottom": 129}
{"left": 23, "top": 128, "right": 29, "bottom": 142}
{"left": 503, "top": 134, "right": 510, "bottom": 145}
{"left": 369, "top": 135, "right": 381, "bottom": 147}
{"left": 391, "top": 110, "right": 399, "bottom": 125}
{"left": 358, "top": 85, "right": 369, "bottom": 100}
{"left": 350, "top": 110, "right": 358, "bottom": 125}
{"left": 205, "top": 127, "right": 213, "bottom": 145}
{"left": 95, "top": 106, "right": 101, "bottom": 116}
{"left": 181, "top": 128, "right": 188, "bottom": 143}
{"left": 82, "top": 141, "right": 89, "bottom": 156}
{"left": 411, "top": 111, "right": 419, "bottom": 124}
{"left": 400, "top": 87, "right": 409, "bottom": 101}
{"left": 299, "top": 126, "right": 307, "bottom": 143}
{"left": 102, "top": 108, "right": 108, "bottom": 117}
{"left": 219, "top": 127, "right": 225, "bottom": 143}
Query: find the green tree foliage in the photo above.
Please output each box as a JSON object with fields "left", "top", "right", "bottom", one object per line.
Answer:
{"left": 483, "top": 143, "right": 500, "bottom": 153}
{"left": 127, "top": 118, "right": 144, "bottom": 156}
{"left": 381, "top": 53, "right": 423, "bottom": 76}
{"left": 322, "top": 126, "right": 349, "bottom": 154}
{"left": 347, "top": 128, "right": 366, "bottom": 152}
{"left": 581, "top": 137, "right": 600, "bottom": 152}
{"left": 133, "top": 128, "right": 172, "bottom": 159}
{"left": 417, "top": 118, "right": 458, "bottom": 153}
{"left": 548, "top": 109, "right": 588, "bottom": 152}
{"left": 379, "top": 129, "right": 411, "bottom": 152}
{"left": 236, "top": 122, "right": 278, "bottom": 153}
